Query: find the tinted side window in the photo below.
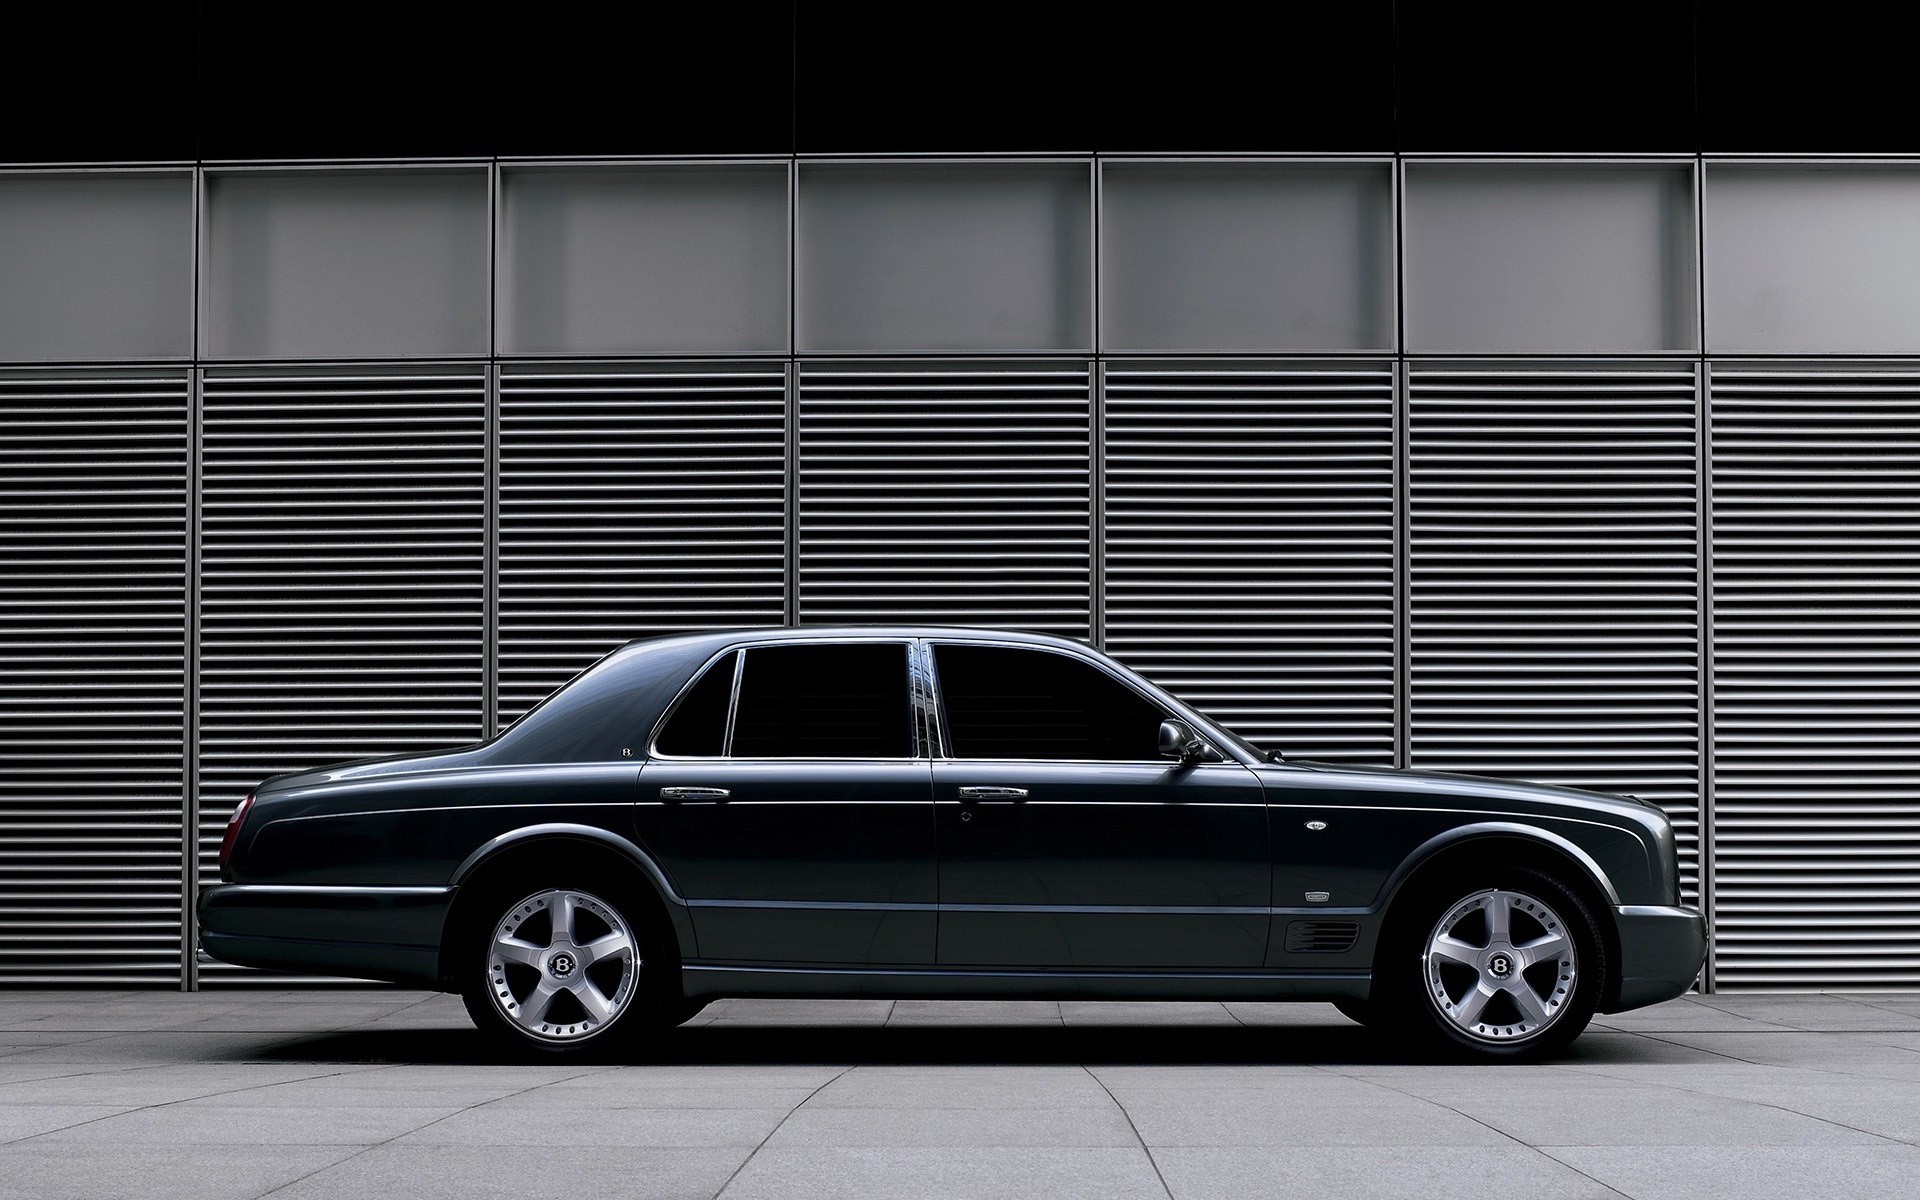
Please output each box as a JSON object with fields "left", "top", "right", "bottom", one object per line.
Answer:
{"left": 730, "top": 643, "right": 912, "bottom": 758}
{"left": 653, "top": 651, "right": 737, "bottom": 756}
{"left": 934, "top": 645, "right": 1167, "bottom": 761}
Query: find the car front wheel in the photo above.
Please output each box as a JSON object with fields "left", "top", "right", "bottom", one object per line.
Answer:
{"left": 1382, "top": 867, "right": 1606, "bottom": 1060}
{"left": 459, "top": 878, "right": 675, "bottom": 1057}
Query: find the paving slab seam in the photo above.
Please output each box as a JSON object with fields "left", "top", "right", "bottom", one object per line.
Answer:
{"left": 1083, "top": 1066, "right": 1176, "bottom": 1200}
{"left": 1827, "top": 993, "right": 1920, "bottom": 1022}
{"left": 1329, "top": 1052, "right": 1640, "bottom": 1198}
{"left": 709, "top": 1063, "right": 856, "bottom": 1199}
{"left": 1563, "top": 1062, "right": 1920, "bottom": 1149}
{"left": 250, "top": 1065, "right": 609, "bottom": 1199}
{"left": 1583, "top": 1027, "right": 1920, "bottom": 1089}
{"left": 0, "top": 1063, "right": 400, "bottom": 1148}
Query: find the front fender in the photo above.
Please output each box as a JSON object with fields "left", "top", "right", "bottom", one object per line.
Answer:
{"left": 1378, "top": 821, "right": 1625, "bottom": 912}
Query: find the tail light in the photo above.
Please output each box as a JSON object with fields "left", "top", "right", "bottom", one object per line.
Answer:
{"left": 218, "top": 793, "right": 255, "bottom": 876}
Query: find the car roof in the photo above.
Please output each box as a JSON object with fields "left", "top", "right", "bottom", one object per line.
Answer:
{"left": 621, "top": 625, "right": 1096, "bottom": 657}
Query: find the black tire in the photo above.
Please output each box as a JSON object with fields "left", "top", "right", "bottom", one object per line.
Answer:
{"left": 1374, "top": 865, "right": 1607, "bottom": 1061}
{"left": 1332, "top": 997, "right": 1375, "bottom": 1027}
{"left": 454, "top": 861, "right": 681, "bottom": 1059}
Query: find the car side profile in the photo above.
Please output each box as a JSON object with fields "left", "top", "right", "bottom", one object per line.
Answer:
{"left": 200, "top": 627, "right": 1705, "bottom": 1060}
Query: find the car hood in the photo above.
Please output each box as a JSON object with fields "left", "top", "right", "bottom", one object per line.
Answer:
{"left": 1267, "top": 759, "right": 1666, "bottom": 824}
{"left": 253, "top": 744, "right": 491, "bottom": 795}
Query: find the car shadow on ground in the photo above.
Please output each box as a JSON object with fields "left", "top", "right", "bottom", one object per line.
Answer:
{"left": 245, "top": 1022, "right": 1668, "bottom": 1069}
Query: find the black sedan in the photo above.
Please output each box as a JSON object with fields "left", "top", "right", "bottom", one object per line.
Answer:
{"left": 201, "top": 627, "right": 1705, "bottom": 1060}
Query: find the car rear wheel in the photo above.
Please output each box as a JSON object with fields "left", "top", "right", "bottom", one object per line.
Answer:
{"left": 458, "top": 874, "right": 678, "bottom": 1057}
{"left": 1380, "top": 866, "right": 1606, "bottom": 1060}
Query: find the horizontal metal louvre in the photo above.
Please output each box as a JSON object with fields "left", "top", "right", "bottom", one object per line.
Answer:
{"left": 497, "top": 365, "right": 788, "bottom": 726}
{"left": 1408, "top": 365, "right": 1703, "bottom": 902}
{"left": 1103, "top": 363, "right": 1397, "bottom": 764}
{"left": 797, "top": 362, "right": 1093, "bottom": 638}
{"left": 1710, "top": 365, "right": 1920, "bottom": 988}
{"left": 0, "top": 372, "right": 188, "bottom": 984}
{"left": 197, "top": 369, "right": 487, "bottom": 981}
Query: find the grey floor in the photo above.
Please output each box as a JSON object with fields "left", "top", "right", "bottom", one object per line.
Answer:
{"left": 1, "top": 992, "right": 1918, "bottom": 1199}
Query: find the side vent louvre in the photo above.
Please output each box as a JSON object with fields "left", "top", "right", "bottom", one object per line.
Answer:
{"left": 1285, "top": 921, "right": 1360, "bottom": 954}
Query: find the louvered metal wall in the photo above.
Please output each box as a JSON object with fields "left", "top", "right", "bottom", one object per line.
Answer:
{"left": 0, "top": 372, "right": 190, "bottom": 983}
{"left": 196, "top": 369, "right": 488, "bottom": 979}
{"left": 1407, "top": 365, "right": 1704, "bottom": 903}
{"left": 1710, "top": 364, "right": 1920, "bottom": 987}
{"left": 796, "top": 362, "right": 1094, "bottom": 639}
{"left": 497, "top": 365, "right": 788, "bottom": 728}
{"left": 1103, "top": 362, "right": 1398, "bottom": 765}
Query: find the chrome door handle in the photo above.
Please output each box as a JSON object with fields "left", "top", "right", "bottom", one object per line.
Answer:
{"left": 659, "top": 786, "right": 730, "bottom": 802}
{"left": 957, "top": 786, "right": 1028, "bottom": 801}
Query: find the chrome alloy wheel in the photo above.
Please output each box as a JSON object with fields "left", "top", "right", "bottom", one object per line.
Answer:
{"left": 1423, "top": 888, "right": 1577, "bottom": 1043}
{"left": 486, "top": 889, "right": 638, "bottom": 1042}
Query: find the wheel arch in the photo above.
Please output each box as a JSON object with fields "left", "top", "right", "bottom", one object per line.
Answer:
{"left": 439, "top": 824, "right": 696, "bottom": 986}
{"left": 1374, "top": 824, "right": 1624, "bottom": 1009}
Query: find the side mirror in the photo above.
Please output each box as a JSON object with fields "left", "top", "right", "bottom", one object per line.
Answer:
{"left": 1158, "top": 719, "right": 1207, "bottom": 764}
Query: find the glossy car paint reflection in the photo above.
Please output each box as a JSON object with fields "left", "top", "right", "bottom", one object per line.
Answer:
{"left": 199, "top": 626, "right": 1705, "bottom": 1043}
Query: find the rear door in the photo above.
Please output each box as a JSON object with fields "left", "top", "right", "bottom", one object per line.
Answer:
{"left": 637, "top": 640, "right": 935, "bottom": 965}
{"left": 929, "top": 641, "right": 1269, "bottom": 968}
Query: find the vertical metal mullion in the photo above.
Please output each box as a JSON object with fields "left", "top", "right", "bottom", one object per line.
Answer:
{"left": 1090, "top": 159, "right": 1104, "bottom": 650}
{"left": 483, "top": 362, "right": 500, "bottom": 738}
{"left": 1695, "top": 156, "right": 1715, "bottom": 993}
{"left": 786, "top": 158, "right": 800, "bottom": 627}
{"left": 785, "top": 360, "right": 800, "bottom": 627}
{"left": 1698, "top": 357, "right": 1717, "bottom": 993}
{"left": 182, "top": 162, "right": 205, "bottom": 991}
{"left": 1394, "top": 358, "right": 1411, "bottom": 773}
{"left": 1090, "top": 359, "right": 1106, "bottom": 651}
{"left": 182, "top": 366, "right": 202, "bottom": 991}
{"left": 1392, "top": 157, "right": 1411, "bottom": 772}
{"left": 485, "top": 161, "right": 502, "bottom": 737}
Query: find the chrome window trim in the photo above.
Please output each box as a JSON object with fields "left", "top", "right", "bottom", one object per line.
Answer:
{"left": 924, "top": 636, "right": 1240, "bottom": 766}
{"left": 646, "top": 636, "right": 922, "bottom": 763}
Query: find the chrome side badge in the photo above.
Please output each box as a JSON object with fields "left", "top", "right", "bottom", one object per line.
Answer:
{"left": 1305, "top": 890, "right": 1331, "bottom": 902}
{"left": 1305, "top": 820, "right": 1327, "bottom": 831}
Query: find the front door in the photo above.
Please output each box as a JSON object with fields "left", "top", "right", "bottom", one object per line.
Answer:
{"left": 928, "top": 642, "right": 1269, "bottom": 968}
{"left": 637, "top": 640, "right": 935, "bottom": 965}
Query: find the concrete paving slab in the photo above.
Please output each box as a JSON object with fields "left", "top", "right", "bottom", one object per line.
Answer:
{"left": 1, "top": 990, "right": 1917, "bottom": 1198}
{"left": 882, "top": 999, "right": 1066, "bottom": 1024}
{"left": 32, "top": 1102, "right": 463, "bottom": 1147}
{"left": 268, "top": 1145, "right": 743, "bottom": 1200}
{"left": 1453, "top": 1084, "right": 1891, "bottom": 1146}
{"left": 1121, "top": 1094, "right": 1516, "bottom": 1147}
{"left": 0, "top": 1145, "right": 362, "bottom": 1200}
{"left": 0, "top": 1103, "right": 135, "bottom": 1141}
{"left": 1549, "top": 1145, "right": 1920, "bottom": 1200}
{"left": 718, "top": 1146, "right": 1170, "bottom": 1200}
{"left": 1154, "top": 1145, "right": 1620, "bottom": 1200}
{"left": 392, "top": 1101, "right": 786, "bottom": 1148}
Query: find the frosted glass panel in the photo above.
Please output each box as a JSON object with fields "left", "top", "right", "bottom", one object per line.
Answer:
{"left": 205, "top": 170, "right": 488, "bottom": 359}
{"left": 1707, "top": 167, "right": 1920, "bottom": 353}
{"left": 1405, "top": 165, "right": 1696, "bottom": 352}
{"left": 0, "top": 172, "right": 193, "bottom": 361}
{"left": 500, "top": 165, "right": 789, "bottom": 354}
{"left": 1101, "top": 164, "right": 1393, "bottom": 352}
{"left": 797, "top": 164, "right": 1091, "bottom": 352}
